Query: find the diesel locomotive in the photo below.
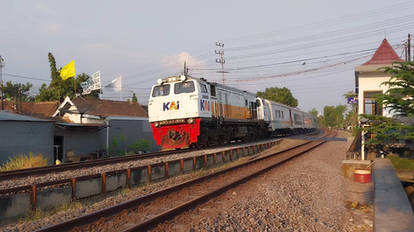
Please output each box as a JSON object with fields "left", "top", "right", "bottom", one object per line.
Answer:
{"left": 148, "top": 75, "right": 317, "bottom": 150}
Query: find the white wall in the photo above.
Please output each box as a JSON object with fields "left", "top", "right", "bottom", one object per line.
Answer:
{"left": 358, "top": 74, "right": 393, "bottom": 117}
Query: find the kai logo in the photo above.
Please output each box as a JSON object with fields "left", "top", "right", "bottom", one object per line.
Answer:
{"left": 200, "top": 99, "right": 210, "bottom": 111}
{"left": 163, "top": 101, "right": 180, "bottom": 111}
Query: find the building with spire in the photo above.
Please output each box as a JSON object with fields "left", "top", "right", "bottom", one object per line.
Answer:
{"left": 354, "top": 39, "right": 404, "bottom": 117}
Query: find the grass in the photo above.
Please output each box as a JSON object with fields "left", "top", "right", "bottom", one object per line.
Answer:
{"left": 0, "top": 152, "right": 48, "bottom": 171}
{"left": 22, "top": 201, "right": 83, "bottom": 222}
{"left": 388, "top": 154, "right": 414, "bottom": 171}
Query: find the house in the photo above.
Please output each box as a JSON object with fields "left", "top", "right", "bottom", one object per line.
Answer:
{"left": 0, "top": 111, "right": 54, "bottom": 165}
{"left": 3, "top": 100, "right": 60, "bottom": 119}
{"left": 354, "top": 39, "right": 404, "bottom": 117}
{"left": 52, "top": 97, "right": 158, "bottom": 161}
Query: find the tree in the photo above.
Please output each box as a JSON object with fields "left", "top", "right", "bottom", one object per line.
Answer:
{"left": 323, "top": 105, "right": 346, "bottom": 128}
{"left": 36, "top": 53, "right": 99, "bottom": 101}
{"left": 132, "top": 93, "right": 138, "bottom": 103}
{"left": 257, "top": 87, "right": 298, "bottom": 107}
{"left": 378, "top": 62, "right": 414, "bottom": 116}
{"left": 308, "top": 108, "right": 319, "bottom": 118}
{"left": 343, "top": 91, "right": 358, "bottom": 127}
{"left": 2, "top": 81, "right": 33, "bottom": 101}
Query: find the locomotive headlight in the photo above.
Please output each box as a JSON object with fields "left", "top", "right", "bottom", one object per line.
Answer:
{"left": 187, "top": 118, "right": 194, "bottom": 124}
{"left": 180, "top": 75, "right": 186, "bottom": 81}
{"left": 154, "top": 122, "right": 160, "bottom": 127}
{"left": 157, "top": 79, "right": 163, "bottom": 85}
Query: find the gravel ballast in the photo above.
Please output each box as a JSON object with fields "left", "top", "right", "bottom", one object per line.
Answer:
{"left": 1, "top": 138, "right": 308, "bottom": 232}
{"left": 0, "top": 138, "right": 279, "bottom": 190}
{"left": 156, "top": 131, "right": 373, "bottom": 231}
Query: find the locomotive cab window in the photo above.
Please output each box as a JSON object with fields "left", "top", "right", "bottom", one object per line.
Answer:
{"left": 152, "top": 84, "right": 170, "bottom": 97}
{"left": 210, "top": 85, "right": 216, "bottom": 97}
{"left": 174, "top": 81, "right": 195, "bottom": 94}
{"left": 200, "top": 83, "right": 208, "bottom": 94}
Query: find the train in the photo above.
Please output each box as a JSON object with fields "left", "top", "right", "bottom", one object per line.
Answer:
{"left": 148, "top": 74, "right": 317, "bottom": 150}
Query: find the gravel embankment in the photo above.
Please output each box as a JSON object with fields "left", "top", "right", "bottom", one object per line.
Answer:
{"left": 1, "top": 138, "right": 306, "bottom": 232}
{"left": 0, "top": 138, "right": 280, "bottom": 190}
{"left": 155, "top": 131, "right": 373, "bottom": 231}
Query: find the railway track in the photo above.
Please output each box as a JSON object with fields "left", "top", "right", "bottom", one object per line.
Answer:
{"left": 0, "top": 147, "right": 201, "bottom": 181}
{"left": 37, "top": 130, "right": 334, "bottom": 232}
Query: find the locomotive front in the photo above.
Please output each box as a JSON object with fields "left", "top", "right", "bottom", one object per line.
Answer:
{"left": 148, "top": 75, "right": 210, "bottom": 150}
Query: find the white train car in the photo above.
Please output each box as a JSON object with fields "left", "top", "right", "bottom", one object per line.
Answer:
{"left": 257, "top": 98, "right": 317, "bottom": 136}
{"left": 257, "top": 99, "right": 292, "bottom": 135}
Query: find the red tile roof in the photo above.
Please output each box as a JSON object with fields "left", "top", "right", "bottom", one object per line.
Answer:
{"left": 71, "top": 97, "right": 148, "bottom": 118}
{"left": 2, "top": 100, "right": 59, "bottom": 119}
{"left": 363, "top": 39, "right": 404, "bottom": 65}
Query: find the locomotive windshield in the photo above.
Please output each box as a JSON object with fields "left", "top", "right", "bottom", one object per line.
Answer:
{"left": 152, "top": 84, "right": 170, "bottom": 97}
{"left": 174, "top": 81, "right": 195, "bottom": 94}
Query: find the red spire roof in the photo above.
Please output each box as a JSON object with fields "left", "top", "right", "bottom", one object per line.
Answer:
{"left": 363, "top": 39, "right": 403, "bottom": 65}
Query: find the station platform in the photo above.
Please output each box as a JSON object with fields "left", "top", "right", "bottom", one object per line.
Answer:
{"left": 373, "top": 158, "right": 414, "bottom": 232}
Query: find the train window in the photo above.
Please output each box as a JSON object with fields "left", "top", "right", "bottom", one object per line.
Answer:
{"left": 200, "top": 83, "right": 208, "bottom": 93}
{"left": 245, "top": 100, "right": 248, "bottom": 107}
{"left": 210, "top": 85, "right": 216, "bottom": 97}
{"left": 174, "top": 81, "right": 195, "bottom": 94}
{"left": 152, "top": 84, "right": 170, "bottom": 97}
{"left": 281, "top": 111, "right": 284, "bottom": 118}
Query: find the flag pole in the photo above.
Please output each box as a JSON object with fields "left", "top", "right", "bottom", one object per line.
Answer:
{"left": 73, "top": 77, "right": 77, "bottom": 96}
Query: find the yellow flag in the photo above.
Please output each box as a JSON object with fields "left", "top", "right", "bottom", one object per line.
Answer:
{"left": 60, "top": 60, "right": 75, "bottom": 80}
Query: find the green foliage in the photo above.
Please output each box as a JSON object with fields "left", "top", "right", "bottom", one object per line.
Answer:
{"left": 388, "top": 154, "right": 414, "bottom": 171}
{"left": 128, "top": 139, "right": 151, "bottom": 153}
{"left": 110, "top": 135, "right": 126, "bottom": 156}
{"left": 359, "top": 62, "right": 414, "bottom": 146}
{"left": 2, "top": 81, "right": 33, "bottom": 101}
{"left": 322, "top": 105, "right": 346, "bottom": 128}
{"left": 132, "top": 93, "right": 138, "bottom": 103}
{"left": 0, "top": 152, "right": 48, "bottom": 171}
{"left": 36, "top": 52, "right": 99, "bottom": 102}
{"left": 360, "top": 114, "right": 414, "bottom": 145}
{"left": 257, "top": 87, "right": 298, "bottom": 107}
{"left": 379, "top": 62, "right": 414, "bottom": 116}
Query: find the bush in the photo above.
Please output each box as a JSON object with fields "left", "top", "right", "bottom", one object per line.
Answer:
{"left": 129, "top": 139, "right": 152, "bottom": 154}
{"left": 0, "top": 152, "right": 48, "bottom": 171}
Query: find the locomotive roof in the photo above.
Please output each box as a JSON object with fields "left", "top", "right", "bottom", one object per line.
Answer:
{"left": 187, "top": 75, "right": 257, "bottom": 97}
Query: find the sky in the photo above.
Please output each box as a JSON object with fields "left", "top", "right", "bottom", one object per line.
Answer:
{"left": 1, "top": 0, "right": 414, "bottom": 113}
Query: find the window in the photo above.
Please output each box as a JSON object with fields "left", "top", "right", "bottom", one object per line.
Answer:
{"left": 363, "top": 91, "right": 382, "bottom": 115}
{"left": 200, "top": 83, "right": 208, "bottom": 93}
{"left": 152, "top": 84, "right": 170, "bottom": 97}
{"left": 174, "top": 81, "right": 195, "bottom": 94}
{"left": 256, "top": 99, "right": 261, "bottom": 107}
{"left": 281, "top": 111, "right": 284, "bottom": 118}
{"left": 294, "top": 113, "right": 303, "bottom": 125}
{"left": 210, "top": 85, "right": 216, "bottom": 97}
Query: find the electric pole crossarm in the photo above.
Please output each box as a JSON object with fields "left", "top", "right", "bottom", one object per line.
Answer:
{"left": 215, "top": 41, "right": 226, "bottom": 84}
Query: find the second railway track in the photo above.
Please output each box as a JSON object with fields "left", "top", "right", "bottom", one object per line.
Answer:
{"left": 37, "top": 130, "right": 335, "bottom": 232}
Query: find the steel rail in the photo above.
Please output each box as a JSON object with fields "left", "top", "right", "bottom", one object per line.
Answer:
{"left": 0, "top": 131, "right": 316, "bottom": 181}
{"left": 36, "top": 130, "right": 332, "bottom": 232}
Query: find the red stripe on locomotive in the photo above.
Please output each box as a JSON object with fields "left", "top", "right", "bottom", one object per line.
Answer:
{"left": 151, "top": 118, "right": 201, "bottom": 150}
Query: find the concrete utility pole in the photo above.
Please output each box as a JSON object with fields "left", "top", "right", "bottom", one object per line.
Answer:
{"left": 215, "top": 42, "right": 226, "bottom": 84}
{"left": 408, "top": 34, "right": 411, "bottom": 62}
{"left": 0, "top": 55, "right": 4, "bottom": 110}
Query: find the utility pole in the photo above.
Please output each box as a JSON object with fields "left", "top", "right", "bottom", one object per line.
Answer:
{"left": 408, "top": 34, "right": 411, "bottom": 62}
{"left": 215, "top": 42, "right": 226, "bottom": 84}
{"left": 405, "top": 42, "right": 408, "bottom": 61}
{"left": 0, "top": 55, "right": 4, "bottom": 110}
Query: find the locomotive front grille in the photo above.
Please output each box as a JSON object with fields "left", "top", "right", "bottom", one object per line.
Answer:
{"left": 158, "top": 119, "right": 187, "bottom": 126}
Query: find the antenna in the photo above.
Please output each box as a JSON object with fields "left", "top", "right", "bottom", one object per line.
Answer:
{"left": 0, "top": 55, "right": 4, "bottom": 110}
